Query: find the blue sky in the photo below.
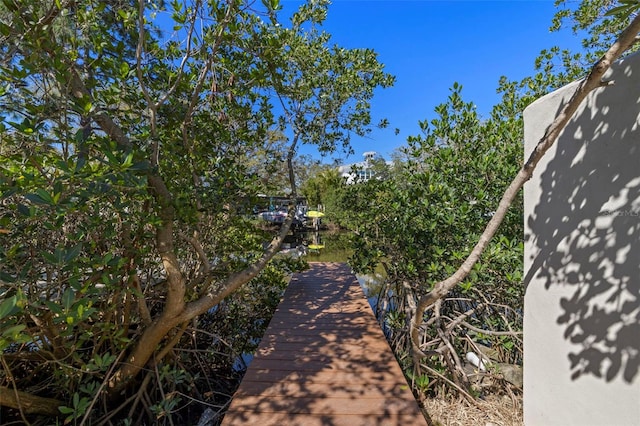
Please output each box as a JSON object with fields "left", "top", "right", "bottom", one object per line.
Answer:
{"left": 280, "top": 0, "right": 585, "bottom": 163}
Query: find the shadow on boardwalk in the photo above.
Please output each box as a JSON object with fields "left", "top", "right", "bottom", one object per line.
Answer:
{"left": 221, "top": 262, "right": 428, "bottom": 426}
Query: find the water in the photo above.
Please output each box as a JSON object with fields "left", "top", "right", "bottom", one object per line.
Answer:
{"left": 292, "top": 230, "right": 386, "bottom": 307}
{"left": 294, "top": 230, "right": 353, "bottom": 262}
{"left": 235, "top": 234, "right": 387, "bottom": 372}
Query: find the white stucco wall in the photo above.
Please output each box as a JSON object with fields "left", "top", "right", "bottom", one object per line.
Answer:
{"left": 523, "top": 52, "right": 640, "bottom": 426}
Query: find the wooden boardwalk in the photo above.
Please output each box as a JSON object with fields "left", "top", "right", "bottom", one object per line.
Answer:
{"left": 222, "top": 262, "right": 428, "bottom": 426}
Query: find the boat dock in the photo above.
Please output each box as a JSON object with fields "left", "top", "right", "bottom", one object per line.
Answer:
{"left": 221, "top": 262, "right": 428, "bottom": 425}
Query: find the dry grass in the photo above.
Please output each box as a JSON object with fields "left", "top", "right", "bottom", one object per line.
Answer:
{"left": 423, "top": 394, "right": 523, "bottom": 426}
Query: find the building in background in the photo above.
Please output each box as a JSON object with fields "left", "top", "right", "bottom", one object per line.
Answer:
{"left": 338, "top": 151, "right": 388, "bottom": 184}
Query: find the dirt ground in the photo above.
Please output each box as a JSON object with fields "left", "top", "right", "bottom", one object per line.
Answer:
{"left": 423, "top": 394, "right": 523, "bottom": 426}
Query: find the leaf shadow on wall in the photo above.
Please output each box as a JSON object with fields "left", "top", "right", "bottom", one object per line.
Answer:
{"left": 525, "top": 61, "right": 640, "bottom": 384}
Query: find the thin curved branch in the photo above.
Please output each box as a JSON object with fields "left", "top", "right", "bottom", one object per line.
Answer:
{"left": 135, "top": 0, "right": 154, "bottom": 115}
{"left": 0, "top": 357, "right": 31, "bottom": 425}
{"left": 95, "top": 391, "right": 140, "bottom": 426}
{"left": 459, "top": 321, "right": 523, "bottom": 337}
{"left": 475, "top": 288, "right": 522, "bottom": 339}
{"left": 179, "top": 2, "right": 238, "bottom": 203}
{"left": 420, "top": 363, "right": 480, "bottom": 407}
{"left": 178, "top": 134, "right": 302, "bottom": 321}
{"left": 155, "top": 321, "right": 189, "bottom": 363}
{"left": 131, "top": 273, "right": 153, "bottom": 326}
{"left": 156, "top": 0, "right": 202, "bottom": 107}
{"left": 443, "top": 303, "right": 484, "bottom": 333}
{"left": 79, "top": 348, "right": 128, "bottom": 426}
{"left": 411, "top": 13, "right": 640, "bottom": 357}
{"left": 178, "top": 231, "right": 211, "bottom": 275}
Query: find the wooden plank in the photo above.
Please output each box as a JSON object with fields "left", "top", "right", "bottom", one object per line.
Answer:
{"left": 221, "top": 262, "right": 428, "bottom": 425}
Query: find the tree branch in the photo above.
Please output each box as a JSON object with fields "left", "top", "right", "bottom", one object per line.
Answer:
{"left": 459, "top": 320, "right": 523, "bottom": 337}
{"left": 178, "top": 2, "right": 237, "bottom": 212}
{"left": 177, "top": 134, "right": 302, "bottom": 321}
{"left": 179, "top": 231, "right": 211, "bottom": 275}
{"left": 156, "top": 0, "right": 204, "bottom": 108}
{"left": 410, "top": 13, "right": 640, "bottom": 358}
{"left": 64, "top": 58, "right": 190, "bottom": 401}
{"left": 0, "top": 386, "right": 63, "bottom": 417}
{"left": 78, "top": 348, "right": 127, "bottom": 426}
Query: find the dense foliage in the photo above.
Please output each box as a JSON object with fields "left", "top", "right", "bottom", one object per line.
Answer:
{"left": 0, "top": 0, "right": 637, "bottom": 422}
{"left": 0, "top": 0, "right": 392, "bottom": 423}
{"left": 335, "top": 83, "right": 526, "bottom": 398}
{"left": 332, "top": 0, "right": 639, "bottom": 401}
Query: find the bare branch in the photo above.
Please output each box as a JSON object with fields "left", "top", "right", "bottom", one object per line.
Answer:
{"left": 131, "top": 273, "right": 152, "bottom": 326}
{"left": 179, "top": 231, "right": 211, "bottom": 275}
{"left": 155, "top": 321, "right": 189, "bottom": 363}
{"left": 443, "top": 303, "right": 483, "bottom": 332}
{"left": 0, "top": 357, "right": 31, "bottom": 425}
{"left": 459, "top": 321, "right": 523, "bottom": 337}
{"left": 179, "top": 2, "right": 238, "bottom": 204}
{"left": 79, "top": 348, "right": 128, "bottom": 426}
{"left": 420, "top": 363, "right": 480, "bottom": 407}
{"left": 68, "top": 67, "right": 132, "bottom": 150}
{"left": 157, "top": 0, "right": 206, "bottom": 107}
{"left": 135, "top": 0, "right": 154, "bottom": 115}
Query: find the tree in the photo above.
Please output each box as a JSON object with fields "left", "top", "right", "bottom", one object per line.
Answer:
{"left": 337, "top": 0, "right": 640, "bottom": 400}
{"left": 299, "top": 165, "right": 342, "bottom": 209}
{"left": 408, "top": 2, "right": 640, "bottom": 380}
{"left": 0, "top": 0, "right": 392, "bottom": 422}
{"left": 337, "top": 83, "right": 525, "bottom": 397}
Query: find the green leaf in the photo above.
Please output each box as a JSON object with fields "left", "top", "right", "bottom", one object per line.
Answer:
{"left": 45, "top": 300, "right": 63, "bottom": 315}
{"left": 1, "top": 187, "right": 17, "bottom": 199}
{"left": 122, "top": 152, "right": 134, "bottom": 168}
{"left": 0, "top": 295, "right": 17, "bottom": 319}
{"left": 2, "top": 324, "right": 26, "bottom": 338}
{"left": 65, "top": 243, "right": 83, "bottom": 262}
{"left": 0, "top": 22, "right": 10, "bottom": 37}
{"left": 43, "top": 251, "right": 58, "bottom": 264}
{"left": 25, "top": 189, "right": 53, "bottom": 205}
{"left": 120, "top": 62, "right": 130, "bottom": 78}
{"left": 129, "top": 160, "right": 150, "bottom": 171}
{"left": 0, "top": 271, "right": 16, "bottom": 283}
{"left": 605, "top": 1, "right": 640, "bottom": 18}
{"left": 43, "top": 247, "right": 65, "bottom": 265}
{"left": 62, "top": 288, "right": 75, "bottom": 311}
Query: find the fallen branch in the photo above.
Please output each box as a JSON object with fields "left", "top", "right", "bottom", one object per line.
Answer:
{"left": 420, "top": 363, "right": 480, "bottom": 407}
{"left": 0, "top": 386, "right": 63, "bottom": 417}
{"left": 411, "top": 13, "right": 640, "bottom": 358}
